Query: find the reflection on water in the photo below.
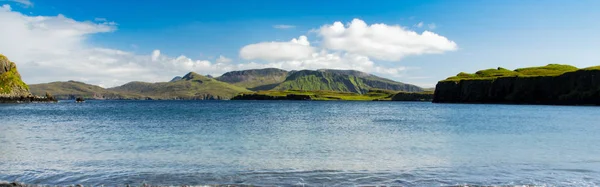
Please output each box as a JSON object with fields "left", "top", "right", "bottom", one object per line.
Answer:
{"left": 1, "top": 101, "right": 599, "bottom": 186}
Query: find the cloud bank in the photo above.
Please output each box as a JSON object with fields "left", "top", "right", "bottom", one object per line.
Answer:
{"left": 0, "top": 5, "right": 457, "bottom": 87}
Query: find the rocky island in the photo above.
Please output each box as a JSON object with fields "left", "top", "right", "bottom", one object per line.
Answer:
{"left": 0, "top": 54, "right": 56, "bottom": 103}
{"left": 433, "top": 64, "right": 600, "bottom": 105}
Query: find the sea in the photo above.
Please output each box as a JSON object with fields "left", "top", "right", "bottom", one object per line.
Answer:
{"left": 1, "top": 100, "right": 599, "bottom": 186}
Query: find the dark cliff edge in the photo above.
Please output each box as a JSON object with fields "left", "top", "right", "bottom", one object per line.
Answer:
{"left": 433, "top": 69, "right": 600, "bottom": 105}
{"left": 391, "top": 91, "right": 434, "bottom": 101}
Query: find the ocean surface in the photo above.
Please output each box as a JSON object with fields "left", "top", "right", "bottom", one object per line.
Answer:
{"left": 1, "top": 101, "right": 600, "bottom": 186}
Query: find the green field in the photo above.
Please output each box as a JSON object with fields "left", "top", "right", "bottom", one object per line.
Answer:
{"left": 443, "top": 64, "right": 586, "bottom": 81}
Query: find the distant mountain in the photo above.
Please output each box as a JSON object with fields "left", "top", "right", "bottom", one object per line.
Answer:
{"left": 273, "top": 69, "right": 423, "bottom": 94}
{"left": 109, "top": 72, "right": 250, "bottom": 100}
{"left": 216, "top": 68, "right": 288, "bottom": 91}
{"left": 169, "top": 76, "right": 182, "bottom": 82}
{"left": 29, "top": 81, "right": 143, "bottom": 100}
{"left": 30, "top": 68, "right": 423, "bottom": 100}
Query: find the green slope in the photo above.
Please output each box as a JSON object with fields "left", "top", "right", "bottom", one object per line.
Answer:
{"left": 273, "top": 69, "right": 423, "bottom": 94}
{"left": 109, "top": 72, "right": 251, "bottom": 100}
{"left": 0, "top": 54, "right": 30, "bottom": 97}
{"left": 443, "top": 64, "right": 580, "bottom": 81}
{"left": 29, "top": 81, "right": 143, "bottom": 100}
{"left": 215, "top": 68, "right": 288, "bottom": 91}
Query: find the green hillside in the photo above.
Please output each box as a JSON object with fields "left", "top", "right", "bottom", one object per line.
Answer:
{"left": 215, "top": 68, "right": 288, "bottom": 90}
{"left": 273, "top": 69, "right": 423, "bottom": 94}
{"left": 109, "top": 72, "right": 251, "bottom": 100}
{"left": 29, "top": 81, "right": 143, "bottom": 100}
{"left": 232, "top": 89, "right": 396, "bottom": 101}
{"left": 443, "top": 64, "right": 581, "bottom": 81}
{"left": 0, "top": 54, "right": 30, "bottom": 97}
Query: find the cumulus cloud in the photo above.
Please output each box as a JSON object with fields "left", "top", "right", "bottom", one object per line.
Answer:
{"left": 0, "top": 6, "right": 452, "bottom": 87}
{"left": 257, "top": 51, "right": 407, "bottom": 78}
{"left": 273, "top": 24, "right": 296, "bottom": 29}
{"left": 1, "top": 0, "right": 32, "bottom": 7}
{"left": 215, "top": 55, "right": 232, "bottom": 63}
{"left": 319, "top": 19, "right": 457, "bottom": 61}
{"left": 239, "top": 35, "right": 315, "bottom": 61}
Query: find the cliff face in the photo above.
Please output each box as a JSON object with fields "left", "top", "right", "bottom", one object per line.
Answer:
{"left": 0, "top": 54, "right": 31, "bottom": 98}
{"left": 433, "top": 69, "right": 600, "bottom": 105}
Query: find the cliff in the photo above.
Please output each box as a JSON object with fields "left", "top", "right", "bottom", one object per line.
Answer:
{"left": 433, "top": 65, "right": 600, "bottom": 105}
{"left": 0, "top": 54, "right": 30, "bottom": 98}
{"left": 391, "top": 91, "right": 434, "bottom": 101}
{"left": 0, "top": 54, "right": 56, "bottom": 103}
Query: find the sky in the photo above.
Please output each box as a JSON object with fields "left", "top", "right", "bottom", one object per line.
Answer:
{"left": 0, "top": 0, "right": 599, "bottom": 88}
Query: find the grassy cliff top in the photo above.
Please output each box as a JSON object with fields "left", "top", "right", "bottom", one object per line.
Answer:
{"left": 442, "top": 64, "right": 593, "bottom": 82}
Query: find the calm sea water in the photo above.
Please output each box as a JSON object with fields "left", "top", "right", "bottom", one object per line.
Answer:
{"left": 1, "top": 101, "right": 600, "bottom": 186}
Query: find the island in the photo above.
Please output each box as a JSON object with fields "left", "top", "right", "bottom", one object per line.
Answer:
{"left": 433, "top": 64, "right": 600, "bottom": 105}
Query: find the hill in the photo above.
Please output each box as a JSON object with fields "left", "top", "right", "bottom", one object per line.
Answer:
{"left": 272, "top": 69, "right": 423, "bottom": 94}
{"left": 0, "top": 54, "right": 30, "bottom": 98}
{"left": 29, "top": 81, "right": 143, "bottom": 100}
{"left": 109, "top": 72, "right": 251, "bottom": 100}
{"left": 215, "top": 68, "right": 288, "bottom": 91}
{"left": 434, "top": 64, "right": 600, "bottom": 105}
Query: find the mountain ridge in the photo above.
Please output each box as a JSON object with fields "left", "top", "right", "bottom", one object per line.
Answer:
{"left": 30, "top": 68, "right": 424, "bottom": 100}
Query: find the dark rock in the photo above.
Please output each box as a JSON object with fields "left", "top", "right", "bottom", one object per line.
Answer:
{"left": 391, "top": 92, "right": 434, "bottom": 101}
{"left": 433, "top": 69, "right": 600, "bottom": 105}
{"left": 76, "top": 97, "right": 85, "bottom": 102}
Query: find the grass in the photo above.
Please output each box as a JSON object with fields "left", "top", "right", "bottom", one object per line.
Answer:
{"left": 443, "top": 64, "right": 593, "bottom": 82}
{"left": 273, "top": 70, "right": 422, "bottom": 94}
{"left": 0, "top": 57, "right": 29, "bottom": 94}
{"left": 235, "top": 89, "right": 401, "bottom": 101}
{"left": 109, "top": 72, "right": 251, "bottom": 99}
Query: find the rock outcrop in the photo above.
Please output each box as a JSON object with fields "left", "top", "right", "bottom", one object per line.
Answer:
{"left": 391, "top": 91, "right": 434, "bottom": 101}
{"left": 433, "top": 69, "right": 600, "bottom": 105}
{"left": 0, "top": 54, "right": 56, "bottom": 103}
{"left": 0, "top": 54, "right": 30, "bottom": 98}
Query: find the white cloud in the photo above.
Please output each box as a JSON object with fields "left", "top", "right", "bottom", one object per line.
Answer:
{"left": 258, "top": 51, "right": 407, "bottom": 78}
{"left": 428, "top": 23, "right": 437, "bottom": 30}
{"left": 215, "top": 55, "right": 232, "bottom": 63}
{"left": 1, "top": 0, "right": 32, "bottom": 7}
{"left": 319, "top": 18, "right": 457, "bottom": 61}
{"left": 273, "top": 24, "right": 296, "bottom": 29}
{"left": 239, "top": 35, "right": 315, "bottom": 61}
{"left": 151, "top": 50, "right": 160, "bottom": 61}
{"left": 414, "top": 22, "right": 424, "bottom": 28}
{"left": 0, "top": 7, "right": 446, "bottom": 88}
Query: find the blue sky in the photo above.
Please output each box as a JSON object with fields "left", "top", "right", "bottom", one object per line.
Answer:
{"left": 1, "top": 0, "right": 599, "bottom": 87}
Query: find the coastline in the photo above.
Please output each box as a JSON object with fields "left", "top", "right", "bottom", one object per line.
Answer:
{"left": 0, "top": 96, "right": 57, "bottom": 103}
